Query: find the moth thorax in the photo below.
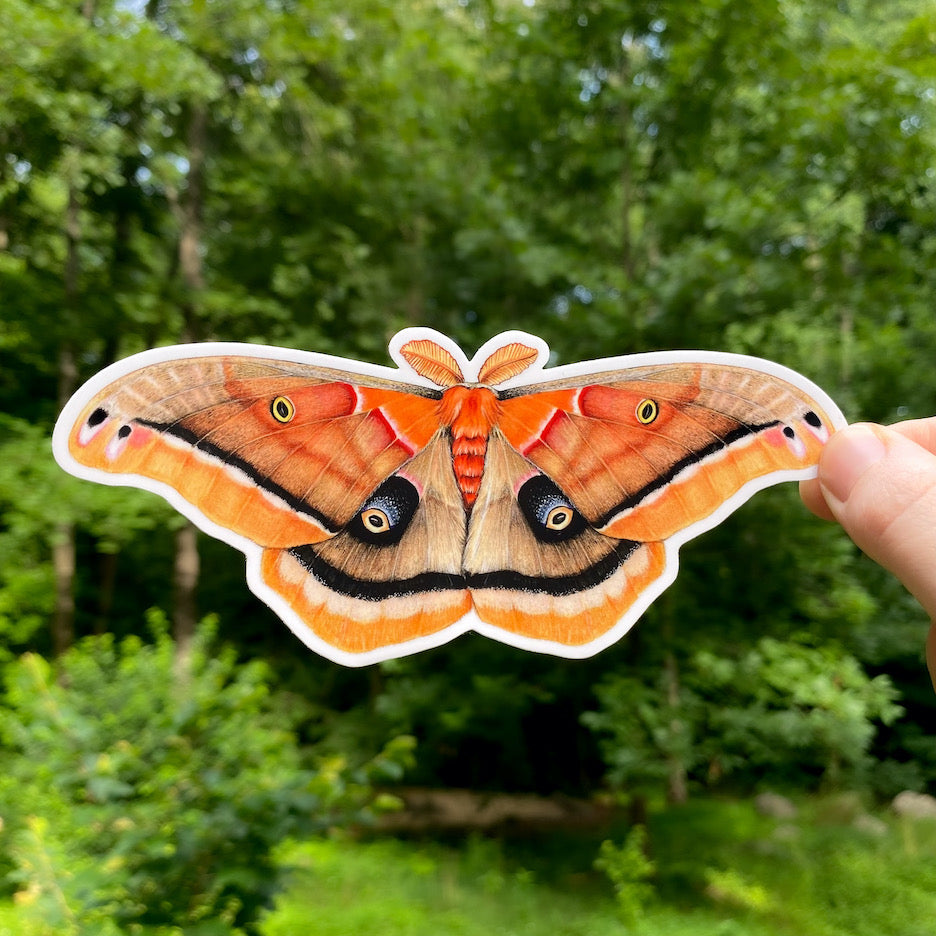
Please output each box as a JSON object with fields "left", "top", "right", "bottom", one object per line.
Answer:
{"left": 439, "top": 385, "right": 500, "bottom": 509}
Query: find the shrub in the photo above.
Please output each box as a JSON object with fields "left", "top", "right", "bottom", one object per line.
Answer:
{"left": 593, "top": 826, "right": 656, "bottom": 930}
{"left": 0, "top": 615, "right": 413, "bottom": 934}
{"left": 583, "top": 636, "right": 902, "bottom": 795}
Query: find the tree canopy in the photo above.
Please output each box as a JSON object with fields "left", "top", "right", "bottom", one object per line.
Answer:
{"left": 1, "top": 0, "right": 935, "bottom": 809}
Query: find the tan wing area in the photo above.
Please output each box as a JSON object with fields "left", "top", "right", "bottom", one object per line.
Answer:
{"left": 260, "top": 431, "right": 472, "bottom": 654}
{"left": 464, "top": 431, "right": 668, "bottom": 646}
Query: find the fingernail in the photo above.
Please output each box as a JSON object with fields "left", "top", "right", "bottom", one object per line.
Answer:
{"left": 819, "top": 424, "right": 887, "bottom": 506}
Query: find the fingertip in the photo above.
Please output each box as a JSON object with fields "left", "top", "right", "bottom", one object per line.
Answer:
{"left": 816, "top": 423, "right": 887, "bottom": 511}
{"left": 799, "top": 476, "right": 836, "bottom": 522}
{"left": 815, "top": 422, "right": 936, "bottom": 694}
{"left": 816, "top": 422, "right": 936, "bottom": 620}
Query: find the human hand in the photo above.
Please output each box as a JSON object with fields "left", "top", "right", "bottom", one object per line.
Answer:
{"left": 799, "top": 419, "right": 936, "bottom": 692}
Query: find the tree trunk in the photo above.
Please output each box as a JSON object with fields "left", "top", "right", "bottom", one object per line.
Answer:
{"left": 177, "top": 104, "right": 207, "bottom": 337}
{"left": 619, "top": 44, "right": 635, "bottom": 286}
{"left": 51, "top": 519, "right": 76, "bottom": 655}
{"left": 94, "top": 550, "right": 118, "bottom": 635}
{"left": 52, "top": 176, "right": 82, "bottom": 657}
{"left": 170, "top": 104, "right": 208, "bottom": 663}
{"left": 661, "top": 600, "right": 688, "bottom": 805}
{"left": 839, "top": 305, "right": 853, "bottom": 390}
{"left": 173, "top": 522, "right": 199, "bottom": 673}
{"left": 663, "top": 648, "right": 688, "bottom": 805}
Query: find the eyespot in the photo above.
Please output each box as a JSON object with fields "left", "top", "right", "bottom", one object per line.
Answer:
{"left": 517, "top": 475, "right": 587, "bottom": 543}
{"left": 348, "top": 476, "right": 420, "bottom": 546}
{"left": 636, "top": 399, "right": 659, "bottom": 424}
{"left": 271, "top": 396, "right": 295, "bottom": 423}
{"left": 545, "top": 505, "right": 573, "bottom": 531}
{"left": 361, "top": 508, "right": 391, "bottom": 533}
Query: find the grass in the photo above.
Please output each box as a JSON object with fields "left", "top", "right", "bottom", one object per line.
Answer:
{"left": 260, "top": 797, "right": 936, "bottom": 936}
{"left": 649, "top": 797, "right": 936, "bottom": 936}
{"left": 258, "top": 834, "right": 743, "bottom": 936}
{"left": 2, "top": 794, "right": 933, "bottom": 934}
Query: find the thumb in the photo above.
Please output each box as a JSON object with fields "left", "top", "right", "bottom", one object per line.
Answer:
{"left": 816, "top": 423, "right": 936, "bottom": 689}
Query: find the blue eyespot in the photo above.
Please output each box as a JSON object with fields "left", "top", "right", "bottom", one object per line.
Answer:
{"left": 517, "top": 475, "right": 586, "bottom": 543}
{"left": 349, "top": 476, "right": 420, "bottom": 546}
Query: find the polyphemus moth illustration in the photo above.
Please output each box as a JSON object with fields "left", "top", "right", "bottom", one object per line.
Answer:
{"left": 53, "top": 328, "right": 846, "bottom": 666}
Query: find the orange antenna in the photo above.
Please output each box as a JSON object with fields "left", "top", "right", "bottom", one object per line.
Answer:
{"left": 399, "top": 339, "right": 465, "bottom": 387}
{"left": 477, "top": 342, "right": 539, "bottom": 386}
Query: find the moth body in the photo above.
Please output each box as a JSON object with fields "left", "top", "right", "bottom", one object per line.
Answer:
{"left": 434, "top": 384, "right": 498, "bottom": 509}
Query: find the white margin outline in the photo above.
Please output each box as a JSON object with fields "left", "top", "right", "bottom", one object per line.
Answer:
{"left": 52, "top": 328, "right": 848, "bottom": 667}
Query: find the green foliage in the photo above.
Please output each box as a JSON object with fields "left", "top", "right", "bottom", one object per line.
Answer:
{"left": 261, "top": 836, "right": 627, "bottom": 936}
{"left": 0, "top": 416, "right": 177, "bottom": 650}
{"left": 0, "top": 0, "right": 934, "bottom": 805}
{"left": 582, "top": 667, "right": 706, "bottom": 793}
{"left": 694, "top": 637, "right": 903, "bottom": 785}
{"left": 584, "top": 636, "right": 903, "bottom": 794}
{"left": 0, "top": 618, "right": 411, "bottom": 934}
{"left": 594, "top": 826, "right": 656, "bottom": 929}
{"left": 258, "top": 801, "right": 936, "bottom": 936}
{"left": 5, "top": 816, "right": 125, "bottom": 936}
{"left": 1, "top": 4, "right": 935, "bottom": 933}
{"left": 649, "top": 797, "right": 936, "bottom": 936}
{"left": 703, "top": 867, "right": 773, "bottom": 914}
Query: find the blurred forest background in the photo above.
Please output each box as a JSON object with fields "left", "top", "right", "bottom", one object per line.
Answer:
{"left": 1, "top": 0, "right": 936, "bottom": 934}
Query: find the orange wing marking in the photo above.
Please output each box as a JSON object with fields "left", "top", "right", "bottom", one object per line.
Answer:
{"left": 356, "top": 387, "right": 440, "bottom": 454}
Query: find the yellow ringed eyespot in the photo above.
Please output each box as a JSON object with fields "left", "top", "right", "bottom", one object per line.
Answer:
{"left": 545, "top": 505, "right": 573, "bottom": 530}
{"left": 636, "top": 398, "right": 659, "bottom": 424}
{"left": 361, "top": 508, "right": 391, "bottom": 533}
{"left": 271, "top": 396, "right": 295, "bottom": 423}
